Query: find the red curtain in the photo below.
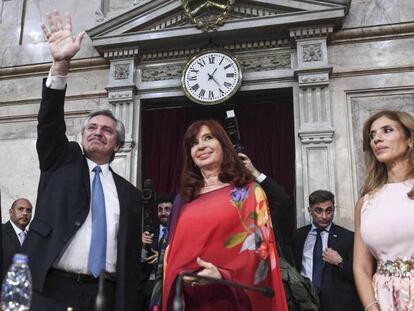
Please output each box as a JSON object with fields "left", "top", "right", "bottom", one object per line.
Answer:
{"left": 141, "top": 90, "right": 295, "bottom": 198}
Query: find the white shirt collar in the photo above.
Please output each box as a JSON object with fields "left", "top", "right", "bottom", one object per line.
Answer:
{"left": 10, "top": 221, "right": 25, "bottom": 235}
{"left": 86, "top": 158, "right": 110, "bottom": 176}
{"left": 310, "top": 222, "right": 332, "bottom": 233}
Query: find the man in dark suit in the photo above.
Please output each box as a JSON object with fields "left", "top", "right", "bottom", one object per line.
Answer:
{"left": 292, "top": 190, "right": 361, "bottom": 311}
{"left": 238, "top": 153, "right": 295, "bottom": 263}
{"left": 137, "top": 194, "right": 173, "bottom": 311}
{"left": 2, "top": 198, "right": 33, "bottom": 276}
{"left": 22, "top": 11, "right": 141, "bottom": 311}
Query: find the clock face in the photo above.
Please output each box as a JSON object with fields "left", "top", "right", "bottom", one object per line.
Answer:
{"left": 181, "top": 50, "right": 242, "bottom": 105}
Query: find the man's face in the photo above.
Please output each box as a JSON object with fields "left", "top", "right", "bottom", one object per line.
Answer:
{"left": 308, "top": 200, "right": 335, "bottom": 230}
{"left": 81, "top": 115, "right": 120, "bottom": 164}
{"left": 157, "top": 202, "right": 172, "bottom": 226}
{"left": 10, "top": 200, "right": 32, "bottom": 230}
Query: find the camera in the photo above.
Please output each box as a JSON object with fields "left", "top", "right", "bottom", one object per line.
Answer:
{"left": 224, "top": 110, "right": 244, "bottom": 153}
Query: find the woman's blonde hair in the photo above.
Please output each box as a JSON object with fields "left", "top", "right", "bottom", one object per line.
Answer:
{"left": 361, "top": 110, "right": 414, "bottom": 199}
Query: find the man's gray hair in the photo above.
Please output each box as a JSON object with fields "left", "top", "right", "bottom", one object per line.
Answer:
{"left": 81, "top": 109, "right": 125, "bottom": 148}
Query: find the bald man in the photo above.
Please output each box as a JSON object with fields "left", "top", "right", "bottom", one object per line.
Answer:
{"left": 2, "top": 198, "right": 32, "bottom": 276}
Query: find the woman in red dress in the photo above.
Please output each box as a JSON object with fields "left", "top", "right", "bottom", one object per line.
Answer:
{"left": 162, "top": 120, "right": 288, "bottom": 311}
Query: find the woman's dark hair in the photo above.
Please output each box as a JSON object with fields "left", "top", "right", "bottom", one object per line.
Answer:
{"left": 179, "top": 119, "right": 254, "bottom": 202}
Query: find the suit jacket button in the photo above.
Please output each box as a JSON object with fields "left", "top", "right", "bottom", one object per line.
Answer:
{"left": 63, "top": 238, "right": 68, "bottom": 243}
{"left": 74, "top": 221, "right": 81, "bottom": 227}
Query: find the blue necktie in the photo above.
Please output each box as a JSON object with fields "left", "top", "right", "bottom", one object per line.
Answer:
{"left": 312, "top": 228, "right": 324, "bottom": 290}
{"left": 88, "top": 166, "right": 107, "bottom": 277}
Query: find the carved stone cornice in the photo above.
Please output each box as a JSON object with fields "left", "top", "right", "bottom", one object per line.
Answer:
{"left": 106, "top": 87, "right": 136, "bottom": 102}
{"left": 0, "top": 57, "right": 108, "bottom": 79}
{"left": 290, "top": 25, "right": 334, "bottom": 40}
{"left": 296, "top": 67, "right": 332, "bottom": 86}
{"left": 141, "top": 50, "right": 291, "bottom": 82}
{"left": 140, "top": 39, "right": 290, "bottom": 62}
{"left": 104, "top": 48, "right": 139, "bottom": 59}
{"left": 298, "top": 129, "right": 335, "bottom": 144}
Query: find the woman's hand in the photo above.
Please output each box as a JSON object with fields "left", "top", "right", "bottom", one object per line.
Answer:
{"left": 196, "top": 257, "right": 222, "bottom": 281}
{"left": 184, "top": 257, "right": 222, "bottom": 287}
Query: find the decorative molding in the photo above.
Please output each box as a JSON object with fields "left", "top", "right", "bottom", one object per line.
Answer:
{"left": 141, "top": 64, "right": 182, "bottom": 82}
{"left": 0, "top": 58, "right": 108, "bottom": 79}
{"left": 141, "top": 2, "right": 290, "bottom": 32}
{"left": 141, "top": 39, "right": 290, "bottom": 61}
{"left": 330, "top": 22, "right": 414, "bottom": 43}
{"left": 182, "top": 0, "right": 236, "bottom": 32}
{"left": 302, "top": 43, "right": 322, "bottom": 62}
{"left": 298, "top": 72, "right": 330, "bottom": 85}
{"left": 290, "top": 25, "right": 334, "bottom": 40}
{"left": 108, "top": 90, "right": 134, "bottom": 101}
{"left": 299, "top": 130, "right": 335, "bottom": 144}
{"left": 141, "top": 51, "right": 291, "bottom": 82}
{"left": 104, "top": 48, "right": 139, "bottom": 59}
{"left": 239, "top": 52, "right": 291, "bottom": 73}
{"left": 113, "top": 64, "right": 130, "bottom": 80}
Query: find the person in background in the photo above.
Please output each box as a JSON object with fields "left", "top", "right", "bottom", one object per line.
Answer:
{"left": 2, "top": 198, "right": 32, "bottom": 276}
{"left": 137, "top": 194, "right": 173, "bottom": 311}
{"left": 162, "top": 119, "right": 288, "bottom": 311}
{"left": 238, "top": 152, "right": 294, "bottom": 262}
{"left": 354, "top": 110, "right": 414, "bottom": 311}
{"left": 293, "top": 190, "right": 360, "bottom": 311}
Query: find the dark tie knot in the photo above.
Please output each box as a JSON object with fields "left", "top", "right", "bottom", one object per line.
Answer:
{"left": 93, "top": 166, "right": 102, "bottom": 174}
{"left": 315, "top": 228, "right": 325, "bottom": 234}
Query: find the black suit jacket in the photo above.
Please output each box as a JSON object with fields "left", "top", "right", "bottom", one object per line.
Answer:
{"left": 259, "top": 176, "right": 295, "bottom": 262}
{"left": 2, "top": 221, "right": 21, "bottom": 277}
{"left": 22, "top": 83, "right": 142, "bottom": 311}
{"left": 292, "top": 223, "right": 361, "bottom": 311}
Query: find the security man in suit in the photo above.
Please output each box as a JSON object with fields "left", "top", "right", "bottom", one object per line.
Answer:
{"left": 137, "top": 194, "right": 173, "bottom": 311}
{"left": 238, "top": 153, "right": 295, "bottom": 263}
{"left": 292, "top": 190, "right": 361, "bottom": 311}
{"left": 22, "top": 11, "right": 141, "bottom": 311}
{"left": 2, "top": 198, "right": 32, "bottom": 276}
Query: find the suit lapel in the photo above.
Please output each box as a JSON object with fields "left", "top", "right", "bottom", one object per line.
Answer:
{"left": 6, "top": 222, "right": 21, "bottom": 249}
{"left": 298, "top": 225, "right": 312, "bottom": 265}
{"left": 81, "top": 157, "right": 91, "bottom": 203}
{"left": 112, "top": 172, "right": 128, "bottom": 256}
{"left": 328, "top": 223, "right": 339, "bottom": 250}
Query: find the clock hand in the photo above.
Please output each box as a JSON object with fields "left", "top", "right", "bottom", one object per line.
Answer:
{"left": 211, "top": 76, "right": 221, "bottom": 88}
{"left": 208, "top": 68, "right": 218, "bottom": 81}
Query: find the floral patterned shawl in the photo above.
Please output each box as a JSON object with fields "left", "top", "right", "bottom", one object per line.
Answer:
{"left": 162, "top": 182, "right": 288, "bottom": 311}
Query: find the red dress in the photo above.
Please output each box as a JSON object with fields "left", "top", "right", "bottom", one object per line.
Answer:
{"left": 162, "top": 182, "right": 288, "bottom": 311}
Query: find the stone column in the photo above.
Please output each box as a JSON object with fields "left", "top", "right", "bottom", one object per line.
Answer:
{"left": 290, "top": 25, "right": 336, "bottom": 226}
{"left": 104, "top": 48, "right": 139, "bottom": 186}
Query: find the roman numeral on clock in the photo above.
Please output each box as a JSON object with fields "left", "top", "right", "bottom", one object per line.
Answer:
{"left": 224, "top": 81, "right": 232, "bottom": 89}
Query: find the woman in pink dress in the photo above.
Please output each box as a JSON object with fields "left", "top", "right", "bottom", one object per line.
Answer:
{"left": 354, "top": 110, "right": 414, "bottom": 311}
{"left": 162, "top": 120, "right": 288, "bottom": 311}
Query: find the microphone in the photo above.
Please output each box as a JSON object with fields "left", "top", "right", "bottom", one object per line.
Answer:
{"left": 173, "top": 271, "right": 274, "bottom": 311}
{"left": 94, "top": 274, "right": 105, "bottom": 311}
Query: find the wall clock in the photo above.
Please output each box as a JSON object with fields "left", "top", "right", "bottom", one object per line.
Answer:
{"left": 181, "top": 49, "right": 242, "bottom": 105}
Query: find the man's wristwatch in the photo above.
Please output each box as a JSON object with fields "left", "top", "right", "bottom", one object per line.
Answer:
{"left": 337, "top": 260, "right": 344, "bottom": 270}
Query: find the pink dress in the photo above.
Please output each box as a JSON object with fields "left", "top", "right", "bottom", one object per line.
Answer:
{"left": 361, "top": 179, "right": 414, "bottom": 310}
